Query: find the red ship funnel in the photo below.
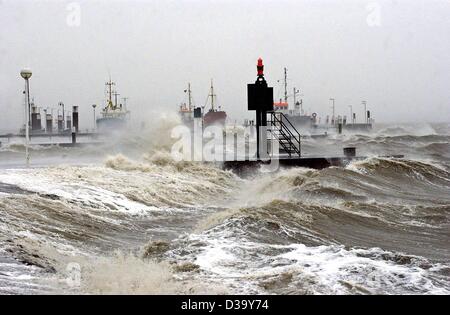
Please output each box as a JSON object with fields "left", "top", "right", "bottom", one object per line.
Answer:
{"left": 257, "top": 58, "right": 264, "bottom": 76}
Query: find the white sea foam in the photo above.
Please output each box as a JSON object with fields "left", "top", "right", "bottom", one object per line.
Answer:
{"left": 188, "top": 232, "right": 450, "bottom": 294}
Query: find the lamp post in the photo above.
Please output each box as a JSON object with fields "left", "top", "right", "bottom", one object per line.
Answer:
{"left": 92, "top": 104, "right": 97, "bottom": 131}
{"left": 43, "top": 108, "right": 47, "bottom": 132}
{"left": 59, "top": 102, "right": 65, "bottom": 129}
{"left": 20, "top": 68, "right": 32, "bottom": 166}
{"left": 329, "top": 98, "right": 335, "bottom": 125}
{"left": 362, "top": 101, "right": 367, "bottom": 124}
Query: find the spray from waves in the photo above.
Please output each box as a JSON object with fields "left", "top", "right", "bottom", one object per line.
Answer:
{"left": 0, "top": 111, "right": 185, "bottom": 167}
{"left": 77, "top": 253, "right": 187, "bottom": 294}
{"left": 60, "top": 250, "right": 227, "bottom": 295}
{"left": 374, "top": 123, "right": 440, "bottom": 137}
{"left": 102, "top": 151, "right": 239, "bottom": 208}
{"left": 105, "top": 111, "right": 183, "bottom": 156}
{"left": 104, "top": 154, "right": 156, "bottom": 173}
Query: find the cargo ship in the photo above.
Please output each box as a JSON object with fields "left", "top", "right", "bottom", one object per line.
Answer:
{"left": 96, "top": 79, "right": 130, "bottom": 131}
{"left": 275, "top": 68, "right": 373, "bottom": 133}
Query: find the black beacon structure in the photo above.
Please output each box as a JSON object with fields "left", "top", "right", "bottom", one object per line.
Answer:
{"left": 247, "top": 58, "right": 274, "bottom": 159}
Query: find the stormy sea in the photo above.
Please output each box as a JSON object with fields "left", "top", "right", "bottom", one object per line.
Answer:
{"left": 0, "top": 117, "right": 449, "bottom": 295}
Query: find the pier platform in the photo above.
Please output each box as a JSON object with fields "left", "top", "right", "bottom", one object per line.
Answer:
{"left": 223, "top": 155, "right": 404, "bottom": 174}
{"left": 36, "top": 142, "right": 104, "bottom": 148}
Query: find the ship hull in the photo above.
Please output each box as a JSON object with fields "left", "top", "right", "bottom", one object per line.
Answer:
{"left": 284, "top": 114, "right": 313, "bottom": 129}
{"left": 204, "top": 111, "right": 227, "bottom": 127}
{"left": 96, "top": 117, "right": 127, "bottom": 132}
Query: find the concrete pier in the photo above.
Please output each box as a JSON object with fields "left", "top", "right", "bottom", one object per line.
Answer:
{"left": 223, "top": 154, "right": 404, "bottom": 175}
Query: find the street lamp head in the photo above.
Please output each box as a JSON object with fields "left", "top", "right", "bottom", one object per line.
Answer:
{"left": 92, "top": 104, "right": 97, "bottom": 108}
{"left": 20, "top": 68, "right": 32, "bottom": 79}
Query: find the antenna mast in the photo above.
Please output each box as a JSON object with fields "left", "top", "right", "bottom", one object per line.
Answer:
{"left": 284, "top": 67, "right": 288, "bottom": 104}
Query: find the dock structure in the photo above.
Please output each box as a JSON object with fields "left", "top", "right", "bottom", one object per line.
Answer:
{"left": 223, "top": 153, "right": 405, "bottom": 175}
{"left": 0, "top": 131, "right": 102, "bottom": 148}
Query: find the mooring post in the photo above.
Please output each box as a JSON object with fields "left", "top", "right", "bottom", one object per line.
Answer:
{"left": 72, "top": 106, "right": 79, "bottom": 133}
{"left": 234, "top": 132, "right": 238, "bottom": 161}
{"left": 247, "top": 58, "right": 274, "bottom": 160}
{"left": 71, "top": 128, "right": 76, "bottom": 145}
{"left": 343, "top": 147, "right": 356, "bottom": 157}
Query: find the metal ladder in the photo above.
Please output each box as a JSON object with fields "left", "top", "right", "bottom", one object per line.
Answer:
{"left": 267, "top": 111, "right": 301, "bottom": 157}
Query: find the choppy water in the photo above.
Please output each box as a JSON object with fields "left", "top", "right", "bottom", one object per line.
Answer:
{"left": 0, "top": 118, "right": 449, "bottom": 294}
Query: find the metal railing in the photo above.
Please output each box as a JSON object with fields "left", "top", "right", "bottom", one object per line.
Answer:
{"left": 267, "top": 111, "right": 301, "bottom": 157}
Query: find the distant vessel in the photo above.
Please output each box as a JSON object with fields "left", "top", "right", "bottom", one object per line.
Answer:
{"left": 203, "top": 80, "right": 227, "bottom": 127}
{"left": 96, "top": 79, "right": 130, "bottom": 131}
{"left": 273, "top": 68, "right": 317, "bottom": 130}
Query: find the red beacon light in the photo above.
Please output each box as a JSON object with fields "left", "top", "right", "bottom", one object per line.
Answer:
{"left": 257, "top": 58, "right": 264, "bottom": 77}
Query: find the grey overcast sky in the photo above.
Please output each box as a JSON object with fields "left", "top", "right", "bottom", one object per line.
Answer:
{"left": 1, "top": 0, "right": 449, "bottom": 131}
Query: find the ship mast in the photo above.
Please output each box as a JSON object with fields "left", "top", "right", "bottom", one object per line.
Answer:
{"left": 106, "top": 78, "right": 115, "bottom": 109}
{"left": 209, "top": 79, "right": 216, "bottom": 111}
{"left": 188, "top": 83, "right": 192, "bottom": 111}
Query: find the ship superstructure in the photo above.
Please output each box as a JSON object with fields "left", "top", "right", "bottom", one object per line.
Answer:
{"left": 178, "top": 83, "right": 194, "bottom": 124}
{"left": 274, "top": 67, "right": 317, "bottom": 130}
